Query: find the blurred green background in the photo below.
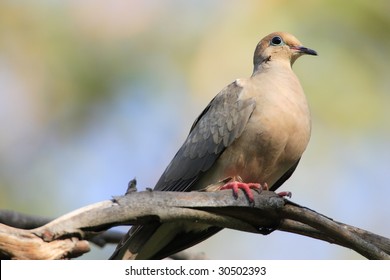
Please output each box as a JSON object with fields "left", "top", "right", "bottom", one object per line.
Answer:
{"left": 1, "top": 0, "right": 389, "bottom": 259}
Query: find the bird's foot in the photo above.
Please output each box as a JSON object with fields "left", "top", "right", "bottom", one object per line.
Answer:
{"left": 220, "top": 181, "right": 264, "bottom": 203}
{"left": 276, "top": 191, "right": 292, "bottom": 198}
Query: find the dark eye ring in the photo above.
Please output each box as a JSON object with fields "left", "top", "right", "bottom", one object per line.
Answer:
{"left": 271, "top": 36, "right": 283, "bottom": 46}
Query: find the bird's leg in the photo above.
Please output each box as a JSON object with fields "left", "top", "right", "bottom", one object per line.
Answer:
{"left": 220, "top": 178, "right": 265, "bottom": 203}
{"left": 200, "top": 177, "right": 233, "bottom": 192}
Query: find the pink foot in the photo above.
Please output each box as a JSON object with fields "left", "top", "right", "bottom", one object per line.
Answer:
{"left": 220, "top": 181, "right": 262, "bottom": 203}
{"left": 276, "top": 191, "right": 292, "bottom": 198}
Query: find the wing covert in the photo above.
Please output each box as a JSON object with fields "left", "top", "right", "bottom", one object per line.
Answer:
{"left": 155, "top": 81, "right": 255, "bottom": 191}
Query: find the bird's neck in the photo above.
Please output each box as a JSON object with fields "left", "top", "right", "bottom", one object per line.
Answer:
{"left": 251, "top": 58, "right": 292, "bottom": 77}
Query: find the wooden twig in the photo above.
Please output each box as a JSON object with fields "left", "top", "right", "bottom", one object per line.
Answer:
{"left": 279, "top": 202, "right": 390, "bottom": 259}
{"left": 0, "top": 190, "right": 389, "bottom": 260}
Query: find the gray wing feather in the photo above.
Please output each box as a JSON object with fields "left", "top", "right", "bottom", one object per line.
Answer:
{"left": 110, "top": 81, "right": 256, "bottom": 259}
{"left": 155, "top": 81, "right": 256, "bottom": 191}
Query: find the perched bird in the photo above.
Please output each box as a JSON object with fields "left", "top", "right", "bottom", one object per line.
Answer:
{"left": 110, "top": 31, "right": 317, "bottom": 260}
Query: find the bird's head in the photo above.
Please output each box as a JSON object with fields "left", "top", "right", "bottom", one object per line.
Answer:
{"left": 253, "top": 32, "right": 317, "bottom": 70}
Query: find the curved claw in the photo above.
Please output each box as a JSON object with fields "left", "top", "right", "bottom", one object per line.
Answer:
{"left": 276, "top": 191, "right": 292, "bottom": 198}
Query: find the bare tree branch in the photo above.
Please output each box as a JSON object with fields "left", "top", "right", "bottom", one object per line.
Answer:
{"left": 0, "top": 210, "right": 51, "bottom": 229}
{"left": 279, "top": 204, "right": 390, "bottom": 259}
{"left": 0, "top": 190, "right": 389, "bottom": 260}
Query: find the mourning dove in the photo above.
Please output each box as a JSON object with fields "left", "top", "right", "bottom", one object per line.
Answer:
{"left": 110, "top": 31, "right": 317, "bottom": 260}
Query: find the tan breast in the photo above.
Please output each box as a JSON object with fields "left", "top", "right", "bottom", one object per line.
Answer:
{"left": 195, "top": 65, "right": 311, "bottom": 189}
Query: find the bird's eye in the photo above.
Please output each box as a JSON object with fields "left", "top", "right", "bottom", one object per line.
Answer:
{"left": 271, "top": 36, "right": 283, "bottom": 46}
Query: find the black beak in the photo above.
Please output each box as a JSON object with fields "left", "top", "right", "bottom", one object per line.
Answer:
{"left": 294, "top": 46, "right": 318, "bottom": 56}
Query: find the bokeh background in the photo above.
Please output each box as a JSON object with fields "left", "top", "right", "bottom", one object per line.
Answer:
{"left": 1, "top": 0, "right": 389, "bottom": 259}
